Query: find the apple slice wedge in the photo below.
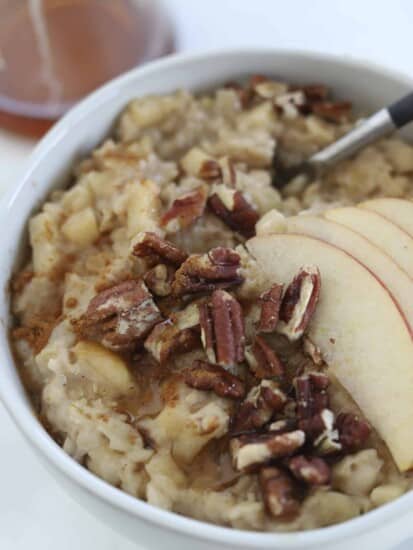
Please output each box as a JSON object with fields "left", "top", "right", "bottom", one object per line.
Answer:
{"left": 360, "top": 198, "right": 413, "bottom": 239}
{"left": 282, "top": 215, "right": 413, "bottom": 336}
{"left": 247, "top": 233, "right": 413, "bottom": 471}
{"left": 324, "top": 206, "right": 413, "bottom": 279}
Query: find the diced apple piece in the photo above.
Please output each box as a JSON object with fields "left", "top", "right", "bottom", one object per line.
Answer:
{"left": 324, "top": 207, "right": 413, "bottom": 279}
{"left": 29, "top": 211, "right": 61, "bottom": 274}
{"left": 360, "top": 198, "right": 413, "bottom": 239}
{"left": 180, "top": 147, "right": 215, "bottom": 176}
{"left": 247, "top": 233, "right": 413, "bottom": 471}
{"left": 73, "top": 340, "right": 134, "bottom": 394}
{"left": 284, "top": 215, "right": 413, "bottom": 336}
{"left": 61, "top": 207, "right": 99, "bottom": 247}
{"left": 127, "top": 179, "right": 162, "bottom": 238}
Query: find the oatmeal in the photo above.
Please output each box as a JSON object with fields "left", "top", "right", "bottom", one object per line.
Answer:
{"left": 11, "top": 76, "right": 413, "bottom": 531}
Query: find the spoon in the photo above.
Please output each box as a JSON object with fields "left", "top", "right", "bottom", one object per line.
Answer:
{"left": 273, "top": 91, "right": 413, "bottom": 188}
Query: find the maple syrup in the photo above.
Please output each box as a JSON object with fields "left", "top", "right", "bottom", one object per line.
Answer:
{"left": 0, "top": 0, "right": 174, "bottom": 137}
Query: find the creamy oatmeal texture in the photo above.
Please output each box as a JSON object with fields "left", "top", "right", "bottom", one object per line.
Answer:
{"left": 11, "top": 77, "right": 413, "bottom": 531}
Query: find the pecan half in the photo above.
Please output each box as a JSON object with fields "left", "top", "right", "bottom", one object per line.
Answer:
{"left": 74, "top": 280, "right": 161, "bottom": 351}
{"left": 278, "top": 265, "right": 321, "bottom": 341}
{"left": 336, "top": 413, "right": 371, "bottom": 452}
{"left": 258, "top": 283, "right": 283, "bottom": 333}
{"left": 172, "top": 247, "right": 243, "bottom": 296}
{"left": 144, "top": 264, "right": 174, "bottom": 297}
{"left": 311, "top": 100, "right": 352, "bottom": 123}
{"left": 245, "top": 336, "right": 284, "bottom": 380}
{"left": 208, "top": 189, "right": 259, "bottom": 238}
{"left": 199, "top": 290, "right": 245, "bottom": 367}
{"left": 132, "top": 232, "right": 188, "bottom": 266}
{"left": 287, "top": 455, "right": 330, "bottom": 486}
{"left": 259, "top": 466, "right": 300, "bottom": 519}
{"left": 295, "top": 372, "right": 330, "bottom": 425}
{"left": 160, "top": 187, "right": 208, "bottom": 233}
{"left": 144, "top": 302, "right": 200, "bottom": 363}
{"left": 183, "top": 360, "right": 245, "bottom": 399}
{"left": 232, "top": 380, "right": 287, "bottom": 433}
{"left": 230, "top": 430, "right": 305, "bottom": 471}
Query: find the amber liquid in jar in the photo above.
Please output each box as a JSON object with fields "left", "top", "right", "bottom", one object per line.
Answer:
{"left": 0, "top": 0, "right": 174, "bottom": 137}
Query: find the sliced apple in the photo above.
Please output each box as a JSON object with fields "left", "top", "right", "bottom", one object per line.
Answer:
{"left": 324, "top": 206, "right": 413, "bottom": 279}
{"left": 360, "top": 198, "right": 413, "bottom": 239}
{"left": 283, "top": 215, "right": 413, "bottom": 336}
{"left": 247, "top": 233, "right": 413, "bottom": 471}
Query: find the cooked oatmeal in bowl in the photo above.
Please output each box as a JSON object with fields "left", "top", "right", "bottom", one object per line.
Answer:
{"left": 10, "top": 74, "right": 413, "bottom": 532}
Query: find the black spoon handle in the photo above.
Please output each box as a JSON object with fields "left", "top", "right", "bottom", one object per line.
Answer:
{"left": 388, "top": 91, "right": 413, "bottom": 128}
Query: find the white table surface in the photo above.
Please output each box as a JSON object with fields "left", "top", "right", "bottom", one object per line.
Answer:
{"left": 2, "top": 1, "right": 413, "bottom": 548}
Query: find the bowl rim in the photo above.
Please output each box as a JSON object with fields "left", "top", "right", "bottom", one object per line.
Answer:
{"left": 3, "top": 47, "right": 413, "bottom": 548}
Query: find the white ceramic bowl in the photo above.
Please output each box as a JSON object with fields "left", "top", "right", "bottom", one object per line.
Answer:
{"left": 1, "top": 49, "right": 413, "bottom": 550}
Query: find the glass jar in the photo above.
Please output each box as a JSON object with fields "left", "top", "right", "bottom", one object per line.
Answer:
{"left": 0, "top": 0, "right": 174, "bottom": 136}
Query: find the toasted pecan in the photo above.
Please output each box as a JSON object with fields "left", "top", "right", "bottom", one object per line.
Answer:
{"left": 132, "top": 232, "right": 188, "bottom": 266}
{"left": 183, "top": 360, "right": 245, "bottom": 399}
{"left": 245, "top": 336, "right": 284, "bottom": 380}
{"left": 231, "top": 430, "right": 305, "bottom": 471}
{"left": 232, "top": 380, "right": 287, "bottom": 433}
{"left": 258, "top": 284, "right": 283, "bottom": 333}
{"left": 336, "top": 412, "right": 371, "bottom": 452}
{"left": 259, "top": 466, "right": 300, "bottom": 519}
{"left": 208, "top": 189, "right": 259, "bottom": 238}
{"left": 199, "top": 290, "right": 245, "bottom": 367}
{"left": 287, "top": 455, "right": 330, "bottom": 485}
{"left": 74, "top": 279, "right": 161, "bottom": 351}
{"left": 144, "top": 302, "right": 200, "bottom": 363}
{"left": 161, "top": 187, "right": 208, "bottom": 233}
{"left": 278, "top": 266, "right": 321, "bottom": 341}
{"left": 172, "top": 247, "right": 243, "bottom": 296}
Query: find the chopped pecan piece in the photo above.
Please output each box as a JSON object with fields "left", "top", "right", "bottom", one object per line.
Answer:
{"left": 291, "top": 84, "right": 329, "bottom": 102}
{"left": 311, "top": 100, "right": 352, "bottom": 123}
{"left": 160, "top": 187, "right": 208, "bottom": 233}
{"left": 132, "top": 232, "right": 188, "bottom": 266}
{"left": 172, "top": 247, "right": 243, "bottom": 296}
{"left": 144, "top": 302, "right": 200, "bottom": 363}
{"left": 245, "top": 336, "right": 284, "bottom": 380}
{"left": 144, "top": 264, "right": 174, "bottom": 297}
{"left": 183, "top": 360, "right": 245, "bottom": 400}
{"left": 218, "top": 157, "right": 236, "bottom": 187}
{"left": 259, "top": 466, "right": 300, "bottom": 519}
{"left": 232, "top": 380, "right": 287, "bottom": 433}
{"left": 208, "top": 189, "right": 259, "bottom": 238}
{"left": 230, "top": 430, "right": 305, "bottom": 471}
{"left": 258, "top": 283, "right": 283, "bottom": 333}
{"left": 313, "top": 409, "right": 342, "bottom": 455}
{"left": 278, "top": 265, "right": 321, "bottom": 341}
{"left": 268, "top": 418, "right": 298, "bottom": 434}
{"left": 199, "top": 159, "right": 222, "bottom": 181}
{"left": 336, "top": 413, "right": 371, "bottom": 452}
{"left": 199, "top": 290, "right": 245, "bottom": 367}
{"left": 75, "top": 280, "right": 161, "bottom": 351}
{"left": 295, "top": 372, "right": 330, "bottom": 424}
{"left": 287, "top": 455, "right": 330, "bottom": 486}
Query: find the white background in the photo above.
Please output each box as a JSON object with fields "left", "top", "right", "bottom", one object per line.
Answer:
{"left": 1, "top": 1, "right": 413, "bottom": 548}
